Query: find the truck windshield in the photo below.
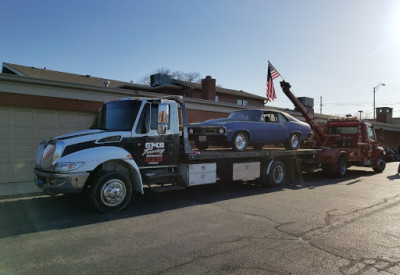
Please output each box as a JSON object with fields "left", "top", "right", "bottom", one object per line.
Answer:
{"left": 91, "top": 100, "right": 142, "bottom": 131}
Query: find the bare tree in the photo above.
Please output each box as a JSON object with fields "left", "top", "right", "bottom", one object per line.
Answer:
{"left": 139, "top": 68, "right": 202, "bottom": 84}
{"left": 183, "top": 72, "right": 201, "bottom": 82}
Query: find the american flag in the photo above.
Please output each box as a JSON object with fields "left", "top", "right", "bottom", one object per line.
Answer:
{"left": 266, "top": 62, "right": 280, "bottom": 102}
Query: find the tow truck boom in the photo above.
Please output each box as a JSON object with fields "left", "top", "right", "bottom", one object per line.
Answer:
{"left": 280, "top": 81, "right": 327, "bottom": 145}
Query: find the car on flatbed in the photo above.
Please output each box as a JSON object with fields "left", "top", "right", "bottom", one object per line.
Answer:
{"left": 188, "top": 109, "right": 311, "bottom": 151}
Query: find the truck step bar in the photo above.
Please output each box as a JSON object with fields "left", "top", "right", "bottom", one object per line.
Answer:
{"left": 144, "top": 172, "right": 178, "bottom": 185}
{"left": 147, "top": 183, "right": 187, "bottom": 193}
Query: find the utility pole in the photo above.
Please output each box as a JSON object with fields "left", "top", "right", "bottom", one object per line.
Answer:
{"left": 373, "top": 83, "right": 386, "bottom": 120}
{"left": 320, "top": 96, "right": 323, "bottom": 114}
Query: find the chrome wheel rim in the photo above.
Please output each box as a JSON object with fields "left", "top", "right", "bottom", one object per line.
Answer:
{"left": 273, "top": 166, "right": 284, "bottom": 184}
{"left": 291, "top": 135, "right": 300, "bottom": 149}
{"left": 235, "top": 133, "right": 247, "bottom": 150}
{"left": 101, "top": 179, "right": 126, "bottom": 207}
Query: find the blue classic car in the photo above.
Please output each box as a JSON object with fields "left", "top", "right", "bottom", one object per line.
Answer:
{"left": 188, "top": 109, "right": 311, "bottom": 151}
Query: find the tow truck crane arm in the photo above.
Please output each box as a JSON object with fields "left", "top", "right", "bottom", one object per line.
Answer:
{"left": 280, "top": 81, "right": 327, "bottom": 145}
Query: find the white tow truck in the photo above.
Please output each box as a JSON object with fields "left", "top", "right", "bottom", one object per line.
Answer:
{"left": 34, "top": 96, "right": 320, "bottom": 212}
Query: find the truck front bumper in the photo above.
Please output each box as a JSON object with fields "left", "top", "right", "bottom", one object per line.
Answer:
{"left": 34, "top": 168, "right": 90, "bottom": 195}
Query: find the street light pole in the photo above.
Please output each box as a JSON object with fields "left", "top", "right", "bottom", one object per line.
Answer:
{"left": 373, "top": 83, "right": 386, "bottom": 120}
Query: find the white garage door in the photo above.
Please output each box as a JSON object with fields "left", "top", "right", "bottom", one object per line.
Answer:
{"left": 0, "top": 106, "right": 95, "bottom": 184}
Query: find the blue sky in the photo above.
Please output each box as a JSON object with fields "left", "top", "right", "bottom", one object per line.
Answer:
{"left": 2, "top": 0, "right": 400, "bottom": 118}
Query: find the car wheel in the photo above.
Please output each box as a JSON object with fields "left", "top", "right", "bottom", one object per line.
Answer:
{"left": 195, "top": 139, "right": 209, "bottom": 150}
{"left": 231, "top": 132, "right": 248, "bottom": 152}
{"left": 285, "top": 134, "right": 300, "bottom": 150}
{"left": 89, "top": 171, "right": 132, "bottom": 213}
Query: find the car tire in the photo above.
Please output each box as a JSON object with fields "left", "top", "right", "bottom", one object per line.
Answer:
{"left": 285, "top": 134, "right": 300, "bottom": 150}
{"left": 231, "top": 132, "right": 248, "bottom": 152}
{"left": 89, "top": 171, "right": 132, "bottom": 213}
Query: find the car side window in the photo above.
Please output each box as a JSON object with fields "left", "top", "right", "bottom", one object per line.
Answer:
{"left": 278, "top": 113, "right": 288, "bottom": 123}
{"left": 264, "top": 113, "right": 278, "bottom": 123}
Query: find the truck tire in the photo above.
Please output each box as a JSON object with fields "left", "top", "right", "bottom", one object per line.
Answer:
{"left": 89, "top": 171, "right": 133, "bottom": 213}
{"left": 336, "top": 156, "right": 347, "bottom": 177}
{"left": 264, "top": 161, "right": 286, "bottom": 186}
{"left": 373, "top": 158, "right": 386, "bottom": 173}
{"left": 285, "top": 134, "right": 300, "bottom": 150}
{"left": 231, "top": 132, "right": 248, "bottom": 152}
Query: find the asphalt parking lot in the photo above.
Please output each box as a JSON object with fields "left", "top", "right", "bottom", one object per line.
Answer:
{"left": 0, "top": 162, "right": 400, "bottom": 274}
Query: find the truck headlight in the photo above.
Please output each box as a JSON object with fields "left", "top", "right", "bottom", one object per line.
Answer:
{"left": 55, "top": 162, "right": 84, "bottom": 172}
{"left": 37, "top": 140, "right": 65, "bottom": 168}
{"left": 218, "top": 127, "right": 225, "bottom": 134}
{"left": 188, "top": 128, "right": 194, "bottom": 135}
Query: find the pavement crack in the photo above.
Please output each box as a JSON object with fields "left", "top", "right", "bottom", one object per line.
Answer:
{"left": 301, "top": 194, "right": 400, "bottom": 240}
{"left": 155, "top": 244, "right": 248, "bottom": 274}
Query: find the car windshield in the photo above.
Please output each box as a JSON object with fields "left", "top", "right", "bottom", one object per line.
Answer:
{"left": 227, "top": 110, "right": 262, "bottom": 121}
{"left": 91, "top": 100, "right": 142, "bottom": 131}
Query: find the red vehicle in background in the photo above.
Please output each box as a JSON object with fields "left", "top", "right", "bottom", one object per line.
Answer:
{"left": 280, "top": 81, "right": 386, "bottom": 177}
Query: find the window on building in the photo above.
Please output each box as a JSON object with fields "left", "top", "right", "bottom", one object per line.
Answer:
{"left": 237, "top": 99, "right": 248, "bottom": 106}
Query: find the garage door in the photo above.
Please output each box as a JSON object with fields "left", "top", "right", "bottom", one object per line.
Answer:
{"left": 0, "top": 106, "right": 95, "bottom": 184}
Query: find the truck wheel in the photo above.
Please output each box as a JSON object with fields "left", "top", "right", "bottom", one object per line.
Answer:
{"left": 195, "top": 139, "right": 209, "bottom": 150}
{"left": 336, "top": 156, "right": 347, "bottom": 177}
{"left": 89, "top": 171, "right": 132, "bottom": 213}
{"left": 285, "top": 134, "right": 300, "bottom": 150}
{"left": 266, "top": 161, "right": 286, "bottom": 186}
{"left": 232, "top": 132, "right": 248, "bottom": 152}
{"left": 373, "top": 158, "right": 386, "bottom": 173}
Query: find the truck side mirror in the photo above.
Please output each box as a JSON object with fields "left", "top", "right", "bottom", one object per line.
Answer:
{"left": 157, "top": 104, "right": 169, "bottom": 135}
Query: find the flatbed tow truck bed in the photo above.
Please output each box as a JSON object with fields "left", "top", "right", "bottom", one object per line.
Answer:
{"left": 185, "top": 148, "right": 321, "bottom": 161}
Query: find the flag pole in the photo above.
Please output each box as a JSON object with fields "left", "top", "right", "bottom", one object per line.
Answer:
{"left": 268, "top": 60, "right": 285, "bottom": 81}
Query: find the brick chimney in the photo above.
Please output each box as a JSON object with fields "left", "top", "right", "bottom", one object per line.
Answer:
{"left": 376, "top": 107, "right": 393, "bottom": 124}
{"left": 201, "top": 76, "right": 216, "bottom": 100}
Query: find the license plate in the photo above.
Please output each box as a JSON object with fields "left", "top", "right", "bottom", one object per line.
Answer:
{"left": 199, "top": 136, "right": 207, "bottom": 142}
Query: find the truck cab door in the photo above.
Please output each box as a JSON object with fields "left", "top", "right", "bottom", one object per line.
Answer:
{"left": 133, "top": 103, "right": 179, "bottom": 167}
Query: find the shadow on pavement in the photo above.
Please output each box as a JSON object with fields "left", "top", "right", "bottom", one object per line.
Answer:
{"left": 0, "top": 169, "right": 374, "bottom": 239}
{"left": 387, "top": 174, "right": 400, "bottom": 181}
